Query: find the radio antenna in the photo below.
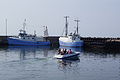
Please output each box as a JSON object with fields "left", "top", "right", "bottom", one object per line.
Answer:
{"left": 74, "top": 19, "right": 80, "bottom": 35}
{"left": 64, "top": 16, "right": 69, "bottom": 36}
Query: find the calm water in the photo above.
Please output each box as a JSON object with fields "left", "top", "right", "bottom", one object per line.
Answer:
{"left": 0, "top": 46, "right": 120, "bottom": 80}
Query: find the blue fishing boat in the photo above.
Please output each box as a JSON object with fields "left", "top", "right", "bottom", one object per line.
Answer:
{"left": 59, "top": 16, "right": 84, "bottom": 47}
{"left": 7, "top": 20, "right": 50, "bottom": 46}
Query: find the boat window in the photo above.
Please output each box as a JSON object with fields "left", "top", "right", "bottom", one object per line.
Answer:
{"left": 32, "top": 38, "right": 34, "bottom": 39}
{"left": 23, "top": 37, "right": 25, "bottom": 39}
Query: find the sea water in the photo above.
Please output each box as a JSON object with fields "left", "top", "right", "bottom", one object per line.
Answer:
{"left": 0, "top": 46, "right": 119, "bottom": 80}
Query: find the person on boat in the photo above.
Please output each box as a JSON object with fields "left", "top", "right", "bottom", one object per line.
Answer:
{"left": 68, "top": 49, "right": 72, "bottom": 54}
{"left": 63, "top": 48, "right": 67, "bottom": 54}
{"left": 60, "top": 48, "right": 64, "bottom": 55}
{"left": 58, "top": 48, "right": 61, "bottom": 54}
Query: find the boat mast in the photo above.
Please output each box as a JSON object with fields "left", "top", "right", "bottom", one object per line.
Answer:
{"left": 5, "top": 19, "right": 7, "bottom": 37}
{"left": 74, "top": 19, "right": 80, "bottom": 35}
{"left": 43, "top": 26, "right": 49, "bottom": 37}
{"left": 64, "top": 16, "right": 69, "bottom": 36}
{"left": 34, "top": 30, "right": 36, "bottom": 36}
{"left": 23, "top": 19, "right": 26, "bottom": 31}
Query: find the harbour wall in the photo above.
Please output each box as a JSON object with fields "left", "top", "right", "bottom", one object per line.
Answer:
{"left": 0, "top": 36, "right": 8, "bottom": 45}
{"left": 1, "top": 36, "right": 120, "bottom": 48}
{"left": 81, "top": 37, "right": 120, "bottom": 48}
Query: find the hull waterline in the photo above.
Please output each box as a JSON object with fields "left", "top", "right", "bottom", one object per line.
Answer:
{"left": 59, "top": 41, "right": 84, "bottom": 47}
{"left": 54, "top": 53, "right": 80, "bottom": 60}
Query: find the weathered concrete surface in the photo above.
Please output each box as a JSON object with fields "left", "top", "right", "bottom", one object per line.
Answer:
{"left": 0, "top": 36, "right": 120, "bottom": 48}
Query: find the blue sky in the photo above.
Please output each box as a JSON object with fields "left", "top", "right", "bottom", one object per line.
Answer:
{"left": 0, "top": 0, "right": 120, "bottom": 37}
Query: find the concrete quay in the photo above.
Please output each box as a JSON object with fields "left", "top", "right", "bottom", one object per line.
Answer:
{"left": 0, "top": 36, "right": 120, "bottom": 48}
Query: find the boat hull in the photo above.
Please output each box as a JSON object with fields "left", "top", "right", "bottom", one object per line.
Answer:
{"left": 59, "top": 40, "right": 84, "bottom": 47}
{"left": 7, "top": 38, "right": 51, "bottom": 46}
{"left": 54, "top": 53, "right": 80, "bottom": 60}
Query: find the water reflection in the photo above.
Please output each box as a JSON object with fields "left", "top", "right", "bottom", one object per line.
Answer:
{"left": 0, "top": 46, "right": 8, "bottom": 50}
{"left": 84, "top": 47, "right": 120, "bottom": 58}
{"left": 59, "top": 46, "right": 84, "bottom": 52}
{"left": 2, "top": 46, "right": 50, "bottom": 61}
{"left": 57, "top": 59, "right": 80, "bottom": 72}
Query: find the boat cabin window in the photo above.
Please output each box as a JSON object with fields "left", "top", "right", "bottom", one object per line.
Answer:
{"left": 19, "top": 33, "right": 27, "bottom": 37}
{"left": 69, "top": 33, "right": 72, "bottom": 36}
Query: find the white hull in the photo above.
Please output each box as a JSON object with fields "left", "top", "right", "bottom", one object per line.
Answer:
{"left": 54, "top": 52, "right": 80, "bottom": 60}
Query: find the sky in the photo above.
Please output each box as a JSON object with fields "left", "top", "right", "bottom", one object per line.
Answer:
{"left": 0, "top": 0, "right": 120, "bottom": 37}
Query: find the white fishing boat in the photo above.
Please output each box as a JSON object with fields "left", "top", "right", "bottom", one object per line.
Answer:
{"left": 59, "top": 16, "right": 84, "bottom": 47}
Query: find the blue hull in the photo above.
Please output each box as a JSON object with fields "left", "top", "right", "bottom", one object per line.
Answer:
{"left": 59, "top": 41, "right": 84, "bottom": 47}
{"left": 7, "top": 38, "right": 51, "bottom": 46}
